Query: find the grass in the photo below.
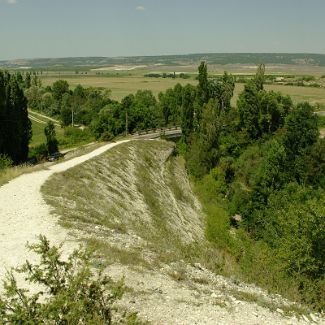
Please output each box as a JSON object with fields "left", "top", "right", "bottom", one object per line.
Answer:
{"left": 29, "top": 111, "right": 94, "bottom": 151}
{"left": 0, "top": 163, "right": 47, "bottom": 187}
{"left": 232, "top": 83, "right": 325, "bottom": 107}
{"left": 41, "top": 140, "right": 206, "bottom": 269}
{"left": 318, "top": 115, "right": 325, "bottom": 128}
{"left": 40, "top": 73, "right": 325, "bottom": 107}
{"left": 40, "top": 75, "right": 198, "bottom": 101}
{"left": 29, "top": 110, "right": 64, "bottom": 148}
{"left": 228, "top": 290, "right": 311, "bottom": 318}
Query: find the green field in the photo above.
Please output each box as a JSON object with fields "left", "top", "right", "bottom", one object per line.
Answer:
{"left": 233, "top": 83, "right": 325, "bottom": 107}
{"left": 40, "top": 75, "right": 198, "bottom": 101}
{"left": 29, "top": 111, "right": 63, "bottom": 147}
{"left": 40, "top": 74, "right": 325, "bottom": 107}
{"left": 29, "top": 110, "right": 95, "bottom": 152}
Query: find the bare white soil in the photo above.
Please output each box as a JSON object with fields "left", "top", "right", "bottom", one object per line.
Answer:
{"left": 0, "top": 140, "right": 129, "bottom": 283}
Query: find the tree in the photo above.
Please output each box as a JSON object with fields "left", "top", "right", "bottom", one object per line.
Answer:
{"left": 197, "top": 61, "right": 209, "bottom": 106}
{"left": 44, "top": 121, "right": 58, "bottom": 154}
{"left": 181, "top": 84, "right": 196, "bottom": 141}
{"left": 283, "top": 102, "right": 319, "bottom": 157}
{"left": 52, "top": 80, "right": 69, "bottom": 102}
{"left": 0, "top": 71, "right": 32, "bottom": 163}
{"left": 25, "top": 85, "right": 44, "bottom": 110}
{"left": 208, "top": 72, "right": 235, "bottom": 113}
{"left": 186, "top": 101, "right": 221, "bottom": 177}
{"left": 237, "top": 81, "right": 261, "bottom": 139}
{"left": 254, "top": 63, "right": 265, "bottom": 91}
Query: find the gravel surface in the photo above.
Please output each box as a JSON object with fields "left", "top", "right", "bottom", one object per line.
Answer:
{"left": 0, "top": 140, "right": 129, "bottom": 284}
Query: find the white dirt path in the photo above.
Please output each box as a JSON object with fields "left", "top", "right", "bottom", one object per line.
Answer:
{"left": 0, "top": 140, "right": 129, "bottom": 283}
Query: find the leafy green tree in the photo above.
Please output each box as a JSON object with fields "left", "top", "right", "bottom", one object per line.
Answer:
{"left": 44, "top": 121, "right": 58, "bottom": 154}
{"left": 40, "top": 92, "right": 54, "bottom": 114}
{"left": 237, "top": 81, "right": 261, "bottom": 139}
{"left": 52, "top": 80, "right": 69, "bottom": 102}
{"left": 254, "top": 63, "right": 265, "bottom": 91}
{"left": 186, "top": 101, "right": 220, "bottom": 177}
{"left": 181, "top": 84, "right": 196, "bottom": 141}
{"left": 283, "top": 102, "right": 319, "bottom": 157}
{"left": 208, "top": 72, "right": 235, "bottom": 112}
{"left": 159, "top": 88, "right": 176, "bottom": 126}
{"left": 24, "top": 72, "right": 31, "bottom": 89}
{"left": 25, "top": 85, "right": 44, "bottom": 110}
{"left": 197, "top": 61, "right": 209, "bottom": 106}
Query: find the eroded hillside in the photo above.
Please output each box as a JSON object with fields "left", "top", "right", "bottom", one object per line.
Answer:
{"left": 42, "top": 140, "right": 323, "bottom": 325}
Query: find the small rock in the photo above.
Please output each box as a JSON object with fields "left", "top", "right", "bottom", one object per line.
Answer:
{"left": 276, "top": 308, "right": 284, "bottom": 314}
{"left": 310, "top": 314, "right": 317, "bottom": 322}
{"left": 194, "top": 263, "right": 204, "bottom": 271}
{"left": 252, "top": 312, "right": 258, "bottom": 317}
{"left": 302, "top": 315, "right": 309, "bottom": 322}
{"left": 211, "top": 293, "right": 218, "bottom": 298}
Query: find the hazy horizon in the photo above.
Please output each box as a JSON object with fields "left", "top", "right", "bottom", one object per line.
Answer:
{"left": 3, "top": 51, "right": 325, "bottom": 62}
{"left": 1, "top": 0, "right": 325, "bottom": 60}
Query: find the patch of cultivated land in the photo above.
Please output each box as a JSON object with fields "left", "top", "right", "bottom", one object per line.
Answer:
{"left": 41, "top": 140, "right": 323, "bottom": 324}
{"left": 40, "top": 75, "right": 198, "bottom": 101}
{"left": 40, "top": 73, "right": 325, "bottom": 107}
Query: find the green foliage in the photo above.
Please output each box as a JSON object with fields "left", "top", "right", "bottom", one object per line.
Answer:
{"left": 0, "top": 154, "right": 13, "bottom": 170}
{"left": 44, "top": 121, "right": 58, "bottom": 154}
{"left": 197, "top": 61, "right": 209, "bottom": 106}
{"left": 186, "top": 101, "right": 220, "bottom": 178}
{"left": 318, "top": 115, "right": 325, "bottom": 128}
{"left": 28, "top": 143, "right": 48, "bottom": 160}
{"left": 181, "top": 84, "right": 196, "bottom": 140}
{"left": 238, "top": 80, "right": 293, "bottom": 140}
{"left": 0, "top": 71, "right": 32, "bottom": 163}
{"left": 208, "top": 72, "right": 235, "bottom": 112}
{"left": 283, "top": 102, "right": 319, "bottom": 157}
{"left": 0, "top": 236, "right": 124, "bottom": 324}
{"left": 183, "top": 64, "right": 325, "bottom": 310}
{"left": 51, "top": 80, "right": 70, "bottom": 102}
{"left": 254, "top": 63, "right": 265, "bottom": 91}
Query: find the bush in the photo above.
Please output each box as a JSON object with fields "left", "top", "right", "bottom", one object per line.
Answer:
{"left": 64, "top": 126, "right": 93, "bottom": 144}
{"left": 0, "top": 236, "right": 124, "bottom": 324}
{"left": 0, "top": 154, "right": 13, "bottom": 170}
{"left": 29, "top": 143, "right": 48, "bottom": 160}
{"left": 100, "top": 131, "right": 114, "bottom": 142}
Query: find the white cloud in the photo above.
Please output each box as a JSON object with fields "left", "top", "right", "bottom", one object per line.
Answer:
{"left": 5, "top": 0, "right": 17, "bottom": 4}
{"left": 135, "top": 5, "right": 145, "bottom": 11}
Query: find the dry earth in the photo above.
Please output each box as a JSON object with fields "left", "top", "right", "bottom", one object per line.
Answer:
{"left": 0, "top": 139, "right": 324, "bottom": 324}
{"left": 0, "top": 140, "right": 129, "bottom": 283}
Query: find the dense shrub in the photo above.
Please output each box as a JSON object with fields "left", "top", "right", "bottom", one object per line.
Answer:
{"left": 0, "top": 236, "right": 124, "bottom": 324}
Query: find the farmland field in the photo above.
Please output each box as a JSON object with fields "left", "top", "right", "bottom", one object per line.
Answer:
{"left": 40, "top": 75, "right": 198, "bottom": 101}
{"left": 233, "top": 84, "right": 325, "bottom": 107}
{"left": 40, "top": 74, "right": 325, "bottom": 107}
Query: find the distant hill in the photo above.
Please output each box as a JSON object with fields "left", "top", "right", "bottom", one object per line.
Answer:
{"left": 1, "top": 53, "right": 325, "bottom": 69}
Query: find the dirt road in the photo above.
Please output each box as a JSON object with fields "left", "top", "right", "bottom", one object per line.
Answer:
{"left": 0, "top": 140, "right": 129, "bottom": 283}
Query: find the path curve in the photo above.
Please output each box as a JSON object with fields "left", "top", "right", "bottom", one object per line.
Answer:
{"left": 0, "top": 140, "right": 129, "bottom": 283}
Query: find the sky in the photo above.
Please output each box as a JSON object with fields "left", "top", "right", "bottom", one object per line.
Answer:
{"left": 0, "top": 0, "right": 325, "bottom": 60}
